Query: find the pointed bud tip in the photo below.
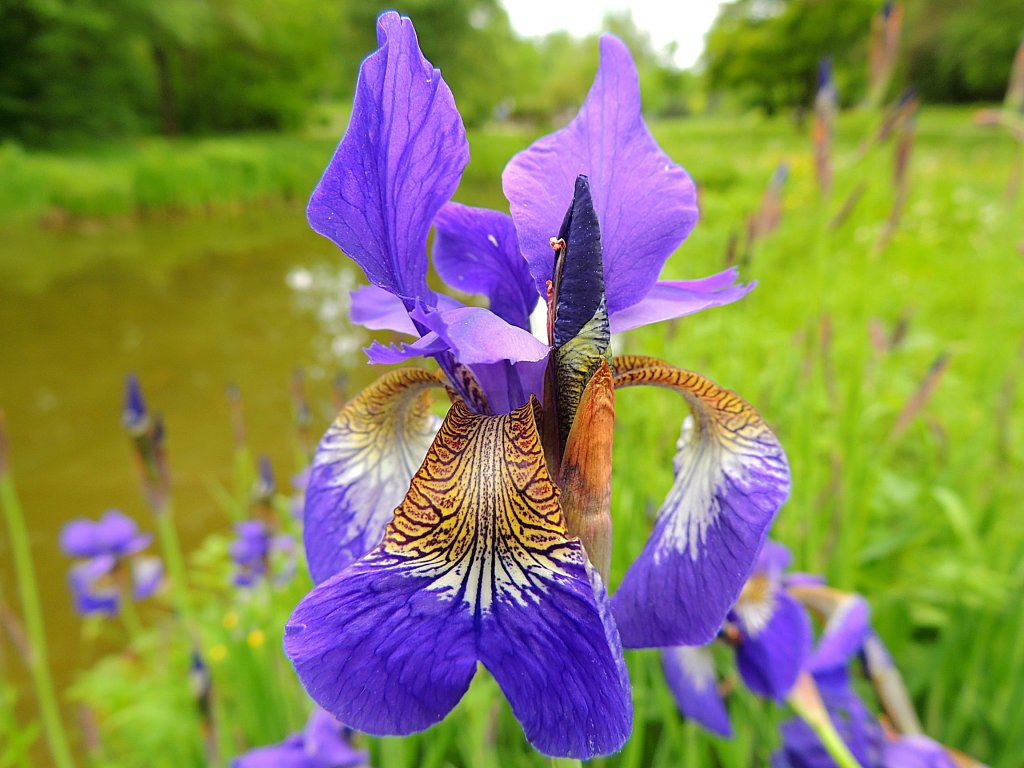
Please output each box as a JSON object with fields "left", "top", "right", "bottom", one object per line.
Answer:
{"left": 122, "top": 374, "right": 148, "bottom": 432}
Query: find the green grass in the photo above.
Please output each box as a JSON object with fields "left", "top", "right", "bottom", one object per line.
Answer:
{"left": 5, "top": 106, "right": 1022, "bottom": 766}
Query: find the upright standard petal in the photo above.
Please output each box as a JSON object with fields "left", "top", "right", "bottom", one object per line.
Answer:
{"left": 610, "top": 356, "right": 790, "bottom": 648}
{"left": 307, "top": 12, "right": 468, "bottom": 302}
{"left": 503, "top": 35, "right": 698, "bottom": 314}
{"left": 303, "top": 369, "right": 442, "bottom": 584}
{"left": 432, "top": 203, "right": 539, "bottom": 331}
{"left": 661, "top": 646, "right": 732, "bottom": 737}
{"left": 286, "top": 399, "right": 632, "bottom": 759}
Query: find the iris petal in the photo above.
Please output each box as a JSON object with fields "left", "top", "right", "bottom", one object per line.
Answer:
{"left": 131, "top": 555, "right": 164, "bottom": 601}
{"left": 803, "top": 591, "right": 872, "bottom": 674}
{"left": 350, "top": 285, "right": 463, "bottom": 337}
{"left": 303, "top": 369, "right": 443, "bottom": 584}
{"left": 610, "top": 356, "right": 790, "bottom": 648}
{"left": 432, "top": 203, "right": 539, "bottom": 331}
{"left": 287, "top": 399, "right": 631, "bottom": 759}
{"left": 503, "top": 35, "right": 698, "bottom": 314}
{"left": 307, "top": 11, "right": 467, "bottom": 302}
{"left": 68, "top": 556, "right": 119, "bottom": 616}
{"left": 412, "top": 305, "right": 550, "bottom": 412}
{"left": 350, "top": 285, "right": 419, "bottom": 335}
{"left": 608, "top": 271, "right": 754, "bottom": 334}
{"left": 736, "top": 591, "right": 811, "bottom": 700}
{"left": 661, "top": 646, "right": 732, "bottom": 737}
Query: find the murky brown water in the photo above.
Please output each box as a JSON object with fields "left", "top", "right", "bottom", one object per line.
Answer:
{"left": 0, "top": 203, "right": 388, "bottom": 725}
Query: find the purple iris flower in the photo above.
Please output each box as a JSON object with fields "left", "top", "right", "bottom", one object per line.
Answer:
{"left": 661, "top": 541, "right": 813, "bottom": 736}
{"left": 772, "top": 686, "right": 957, "bottom": 768}
{"left": 230, "top": 520, "right": 295, "bottom": 588}
{"left": 233, "top": 707, "right": 368, "bottom": 768}
{"left": 768, "top": 582, "right": 959, "bottom": 767}
{"left": 60, "top": 509, "right": 162, "bottom": 616}
{"left": 286, "top": 12, "right": 790, "bottom": 759}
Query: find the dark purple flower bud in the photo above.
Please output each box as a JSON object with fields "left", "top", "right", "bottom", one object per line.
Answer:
{"left": 817, "top": 57, "right": 833, "bottom": 92}
{"left": 122, "top": 374, "right": 149, "bottom": 434}
{"left": 252, "top": 455, "right": 276, "bottom": 505}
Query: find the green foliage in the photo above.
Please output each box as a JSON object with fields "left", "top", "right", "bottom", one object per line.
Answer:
{"left": 4, "top": 108, "right": 1022, "bottom": 766}
{"left": 0, "top": 684, "right": 38, "bottom": 768}
{"left": 0, "top": 0, "right": 355, "bottom": 144}
{"left": 704, "top": 0, "right": 877, "bottom": 112}
{"left": 903, "top": 0, "right": 1024, "bottom": 102}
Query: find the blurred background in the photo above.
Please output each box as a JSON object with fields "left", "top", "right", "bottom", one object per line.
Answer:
{"left": 1, "top": 0, "right": 1023, "bottom": 766}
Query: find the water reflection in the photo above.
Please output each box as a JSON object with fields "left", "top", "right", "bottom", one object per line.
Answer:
{"left": 0, "top": 202, "right": 382, "bottom": 703}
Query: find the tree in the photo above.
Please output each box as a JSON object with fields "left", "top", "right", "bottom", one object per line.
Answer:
{"left": 703, "top": 0, "right": 877, "bottom": 113}
{"left": 903, "top": 0, "right": 1024, "bottom": 102}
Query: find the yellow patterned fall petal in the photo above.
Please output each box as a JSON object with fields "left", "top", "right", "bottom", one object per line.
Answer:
{"left": 609, "top": 355, "right": 790, "bottom": 648}
{"left": 285, "top": 396, "right": 633, "bottom": 758}
{"left": 303, "top": 368, "right": 443, "bottom": 584}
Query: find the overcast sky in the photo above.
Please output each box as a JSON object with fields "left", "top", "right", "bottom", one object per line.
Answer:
{"left": 500, "top": 0, "right": 728, "bottom": 68}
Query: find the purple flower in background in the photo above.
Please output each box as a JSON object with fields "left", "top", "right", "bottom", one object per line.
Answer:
{"left": 233, "top": 707, "right": 368, "bottom": 768}
{"left": 772, "top": 686, "right": 957, "bottom": 768}
{"left": 122, "top": 374, "right": 170, "bottom": 513}
{"left": 60, "top": 509, "right": 162, "bottom": 616}
{"left": 661, "top": 541, "right": 812, "bottom": 736}
{"left": 286, "top": 11, "right": 790, "bottom": 758}
{"left": 230, "top": 520, "right": 295, "bottom": 588}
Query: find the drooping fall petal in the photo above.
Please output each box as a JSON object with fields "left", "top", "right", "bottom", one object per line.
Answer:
{"left": 286, "top": 399, "right": 632, "bottom": 759}
{"left": 661, "top": 645, "right": 732, "bottom": 737}
{"left": 736, "top": 591, "right": 811, "bottom": 701}
{"left": 303, "top": 369, "right": 443, "bottom": 584}
{"left": 610, "top": 356, "right": 790, "bottom": 648}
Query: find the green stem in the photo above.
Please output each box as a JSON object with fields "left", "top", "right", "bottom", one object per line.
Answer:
{"left": 118, "top": 587, "right": 144, "bottom": 641}
{"left": 804, "top": 714, "right": 862, "bottom": 768}
{"left": 154, "top": 505, "right": 191, "bottom": 621}
{"left": 550, "top": 759, "right": 583, "bottom": 768}
{"left": 788, "top": 675, "right": 863, "bottom": 768}
{"left": 0, "top": 472, "right": 77, "bottom": 768}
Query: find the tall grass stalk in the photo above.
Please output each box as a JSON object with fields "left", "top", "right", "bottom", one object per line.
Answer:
{"left": 0, "top": 437, "right": 76, "bottom": 768}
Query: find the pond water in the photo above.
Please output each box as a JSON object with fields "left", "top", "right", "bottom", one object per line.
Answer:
{"left": 0, "top": 203, "right": 386, "bottom": 715}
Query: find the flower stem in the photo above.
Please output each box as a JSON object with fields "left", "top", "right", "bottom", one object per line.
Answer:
{"left": 154, "top": 505, "right": 191, "bottom": 621}
{"left": 550, "top": 759, "right": 583, "bottom": 767}
{"left": 0, "top": 468, "right": 76, "bottom": 768}
{"left": 787, "top": 673, "right": 863, "bottom": 768}
{"left": 118, "top": 588, "right": 144, "bottom": 642}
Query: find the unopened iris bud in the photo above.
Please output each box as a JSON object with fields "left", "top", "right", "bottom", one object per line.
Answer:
{"left": 547, "top": 175, "right": 612, "bottom": 463}
{"left": 122, "top": 374, "right": 149, "bottom": 435}
{"left": 252, "top": 455, "right": 276, "bottom": 507}
{"left": 121, "top": 374, "right": 170, "bottom": 513}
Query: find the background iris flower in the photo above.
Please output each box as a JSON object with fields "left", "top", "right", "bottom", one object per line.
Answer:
{"left": 232, "top": 707, "right": 369, "bottom": 768}
{"left": 285, "top": 11, "right": 790, "bottom": 759}
{"left": 59, "top": 509, "right": 162, "bottom": 616}
{"left": 661, "top": 541, "right": 813, "bottom": 737}
{"left": 662, "top": 540, "right": 965, "bottom": 766}
{"left": 229, "top": 520, "right": 295, "bottom": 588}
